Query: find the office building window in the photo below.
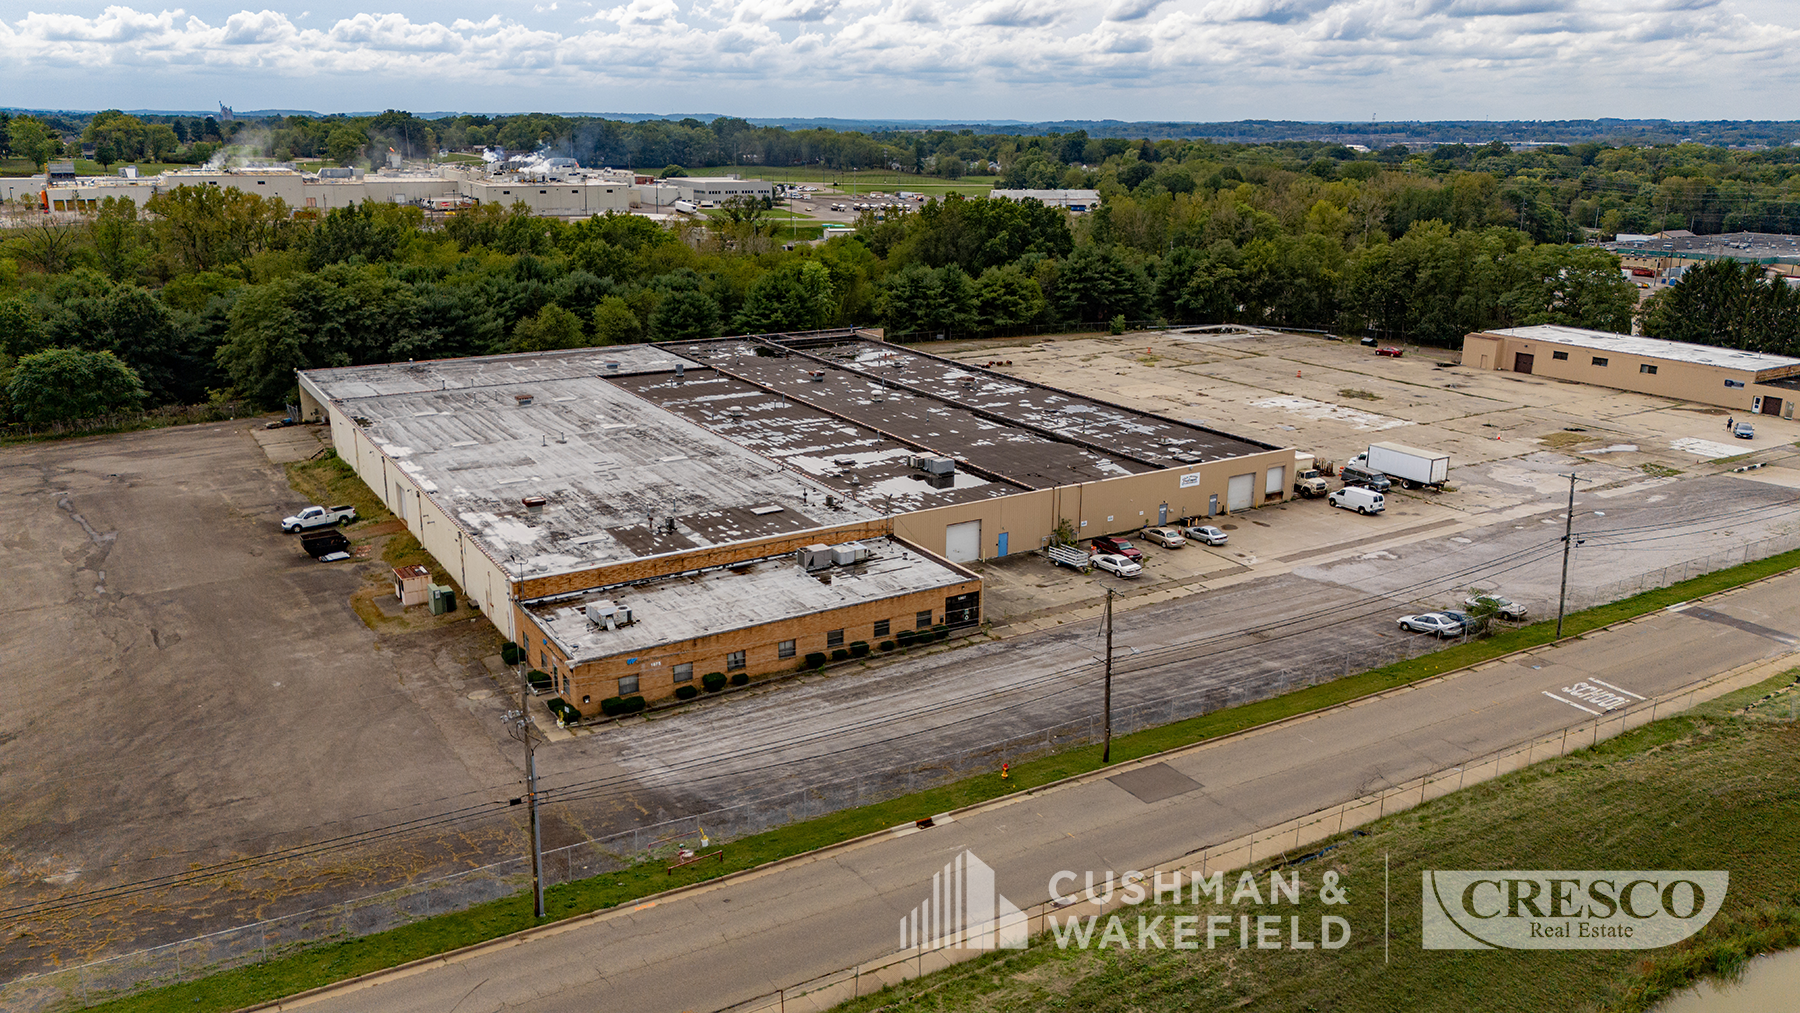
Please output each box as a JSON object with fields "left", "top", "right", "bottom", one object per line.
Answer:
{"left": 826, "top": 629, "right": 845, "bottom": 648}
{"left": 727, "top": 650, "right": 746, "bottom": 671}
{"left": 673, "top": 663, "right": 693, "bottom": 683}
{"left": 1551, "top": 351, "right": 1568, "bottom": 360}
{"left": 1592, "top": 356, "right": 1609, "bottom": 366}
{"left": 1640, "top": 363, "right": 1657, "bottom": 374}
{"left": 618, "top": 675, "right": 639, "bottom": 695}
{"left": 778, "top": 640, "right": 796, "bottom": 659}
{"left": 874, "top": 619, "right": 890, "bottom": 638}
{"left": 917, "top": 610, "right": 933, "bottom": 629}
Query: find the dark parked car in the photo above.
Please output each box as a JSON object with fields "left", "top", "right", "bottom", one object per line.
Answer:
{"left": 1090, "top": 536, "right": 1144, "bottom": 561}
{"left": 1339, "top": 464, "right": 1392, "bottom": 493}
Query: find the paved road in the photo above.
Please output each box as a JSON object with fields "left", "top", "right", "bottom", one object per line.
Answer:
{"left": 533, "top": 469, "right": 1798, "bottom": 845}
{"left": 287, "top": 570, "right": 1800, "bottom": 1013}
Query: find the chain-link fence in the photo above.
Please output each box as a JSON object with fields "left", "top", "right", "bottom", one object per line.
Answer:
{"left": 5, "top": 532, "right": 1794, "bottom": 1010}
{"left": 1567, "top": 531, "right": 1800, "bottom": 611}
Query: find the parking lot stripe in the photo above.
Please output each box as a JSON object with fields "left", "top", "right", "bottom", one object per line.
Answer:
{"left": 1588, "top": 678, "right": 1645, "bottom": 700}
{"left": 1542, "top": 690, "right": 1601, "bottom": 715}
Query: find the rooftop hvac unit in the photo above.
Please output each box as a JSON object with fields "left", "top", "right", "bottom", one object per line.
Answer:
{"left": 586, "top": 599, "right": 632, "bottom": 628}
{"left": 807, "top": 371, "right": 826, "bottom": 381}
{"left": 515, "top": 393, "right": 534, "bottom": 406}
{"left": 916, "top": 456, "right": 956, "bottom": 475}
{"left": 797, "top": 543, "right": 834, "bottom": 570}
{"left": 831, "top": 542, "right": 875, "bottom": 566}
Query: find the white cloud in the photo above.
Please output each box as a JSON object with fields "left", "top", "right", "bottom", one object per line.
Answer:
{"left": 1, "top": 0, "right": 1798, "bottom": 118}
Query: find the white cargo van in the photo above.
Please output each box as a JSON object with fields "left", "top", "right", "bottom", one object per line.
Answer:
{"left": 1328, "top": 486, "right": 1385, "bottom": 515}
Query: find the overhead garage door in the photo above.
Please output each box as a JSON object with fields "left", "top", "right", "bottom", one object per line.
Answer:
{"left": 945, "top": 520, "right": 981, "bottom": 562}
{"left": 1227, "top": 473, "right": 1255, "bottom": 513}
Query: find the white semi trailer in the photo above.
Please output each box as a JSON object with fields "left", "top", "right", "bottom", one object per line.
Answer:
{"left": 1361, "top": 442, "right": 1450, "bottom": 490}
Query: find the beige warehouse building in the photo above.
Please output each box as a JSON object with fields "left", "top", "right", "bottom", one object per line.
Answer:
{"left": 297, "top": 333, "right": 1297, "bottom": 716}
{"left": 1462, "top": 325, "right": 1800, "bottom": 418}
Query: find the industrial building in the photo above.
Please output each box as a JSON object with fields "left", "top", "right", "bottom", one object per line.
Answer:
{"left": 1461, "top": 325, "right": 1800, "bottom": 417}
{"left": 34, "top": 163, "right": 702, "bottom": 218}
{"left": 989, "top": 189, "right": 1101, "bottom": 211}
{"left": 298, "top": 334, "right": 1295, "bottom": 715}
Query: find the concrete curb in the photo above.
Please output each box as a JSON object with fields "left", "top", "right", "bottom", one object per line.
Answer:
{"left": 237, "top": 561, "right": 1800, "bottom": 1012}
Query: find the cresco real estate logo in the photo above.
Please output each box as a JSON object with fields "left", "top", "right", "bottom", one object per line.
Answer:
{"left": 1422, "top": 870, "right": 1727, "bottom": 949}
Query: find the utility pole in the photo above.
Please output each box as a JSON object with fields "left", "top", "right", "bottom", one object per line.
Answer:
{"left": 1102, "top": 589, "right": 1115, "bottom": 764}
{"left": 1555, "top": 473, "right": 1591, "bottom": 639}
{"left": 509, "top": 660, "right": 546, "bottom": 918}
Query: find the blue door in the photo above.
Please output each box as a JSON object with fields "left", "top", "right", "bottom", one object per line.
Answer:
{"left": 996, "top": 532, "right": 1009, "bottom": 557}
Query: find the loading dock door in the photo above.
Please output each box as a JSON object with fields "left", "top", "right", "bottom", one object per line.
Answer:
{"left": 1760, "top": 395, "right": 1783, "bottom": 416}
{"left": 1227, "top": 473, "right": 1254, "bottom": 513}
{"left": 1514, "top": 352, "right": 1534, "bottom": 374}
{"left": 945, "top": 519, "right": 981, "bottom": 562}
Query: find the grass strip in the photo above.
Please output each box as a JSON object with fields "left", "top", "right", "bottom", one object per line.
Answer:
{"left": 82, "top": 548, "right": 1800, "bottom": 1012}
{"left": 826, "top": 670, "right": 1800, "bottom": 1013}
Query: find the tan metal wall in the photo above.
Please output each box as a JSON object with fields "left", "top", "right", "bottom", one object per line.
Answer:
{"left": 1461, "top": 330, "right": 1769, "bottom": 411}
{"left": 894, "top": 448, "right": 1295, "bottom": 559}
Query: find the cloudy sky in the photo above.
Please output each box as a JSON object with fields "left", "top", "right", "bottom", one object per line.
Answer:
{"left": 4, "top": 0, "right": 1799, "bottom": 121}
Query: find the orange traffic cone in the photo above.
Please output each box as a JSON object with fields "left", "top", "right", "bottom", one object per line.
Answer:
{"left": 1296, "top": 369, "right": 1303, "bottom": 378}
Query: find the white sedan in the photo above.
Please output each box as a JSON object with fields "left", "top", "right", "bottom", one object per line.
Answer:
{"left": 1092, "top": 553, "right": 1143, "bottom": 578}
{"left": 1183, "top": 525, "right": 1228, "bottom": 546}
{"left": 1463, "top": 594, "right": 1527, "bottom": 619}
{"left": 1397, "top": 612, "right": 1469, "bottom": 637}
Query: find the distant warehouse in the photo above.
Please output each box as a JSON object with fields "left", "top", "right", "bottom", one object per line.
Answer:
{"left": 1462, "top": 325, "right": 1800, "bottom": 418}
{"left": 989, "top": 189, "right": 1101, "bottom": 211}
{"left": 298, "top": 334, "right": 1294, "bottom": 713}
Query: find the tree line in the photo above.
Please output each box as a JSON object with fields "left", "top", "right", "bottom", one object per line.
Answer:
{"left": 4, "top": 115, "right": 1794, "bottom": 430}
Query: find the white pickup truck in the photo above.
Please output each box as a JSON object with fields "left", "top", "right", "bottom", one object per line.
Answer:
{"left": 281, "top": 504, "right": 357, "bottom": 533}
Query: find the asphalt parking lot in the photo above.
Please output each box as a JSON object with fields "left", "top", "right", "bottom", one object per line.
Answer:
{"left": 6, "top": 328, "right": 1798, "bottom": 985}
{"left": 0, "top": 421, "right": 528, "bottom": 976}
{"left": 940, "top": 329, "right": 1800, "bottom": 627}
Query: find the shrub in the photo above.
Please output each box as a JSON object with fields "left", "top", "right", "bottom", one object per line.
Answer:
{"left": 621, "top": 695, "right": 647, "bottom": 713}
{"left": 932, "top": 624, "right": 949, "bottom": 641}
{"left": 879, "top": 641, "right": 895, "bottom": 652}
{"left": 599, "top": 696, "right": 625, "bottom": 716}
{"left": 849, "top": 640, "right": 871, "bottom": 657}
{"left": 831, "top": 648, "right": 850, "bottom": 661}
{"left": 730, "top": 672, "right": 749, "bottom": 686}
{"left": 703, "top": 671, "right": 727, "bottom": 692}
{"left": 545, "top": 698, "right": 580, "bottom": 726}
{"left": 895, "top": 629, "right": 915, "bottom": 646}
{"left": 675, "top": 685, "right": 698, "bottom": 700}
{"left": 527, "top": 669, "right": 553, "bottom": 692}
{"left": 805, "top": 652, "right": 828, "bottom": 669}
{"left": 501, "top": 642, "right": 522, "bottom": 666}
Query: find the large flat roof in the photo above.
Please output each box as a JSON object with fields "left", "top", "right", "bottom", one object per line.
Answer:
{"left": 1478, "top": 326, "right": 1800, "bottom": 374}
{"left": 665, "top": 339, "right": 1157, "bottom": 488}
{"left": 526, "top": 537, "right": 971, "bottom": 664}
{"left": 609, "top": 368, "right": 1026, "bottom": 512}
{"left": 742, "top": 338, "right": 1278, "bottom": 468}
{"left": 303, "top": 346, "right": 701, "bottom": 400}
{"left": 301, "top": 367, "right": 879, "bottom": 579}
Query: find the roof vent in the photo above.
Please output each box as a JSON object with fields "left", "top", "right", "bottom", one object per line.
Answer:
{"left": 604, "top": 361, "right": 620, "bottom": 373}
{"left": 522, "top": 495, "right": 548, "bottom": 509}
{"left": 807, "top": 370, "right": 826, "bottom": 381}
{"left": 514, "top": 393, "right": 534, "bottom": 406}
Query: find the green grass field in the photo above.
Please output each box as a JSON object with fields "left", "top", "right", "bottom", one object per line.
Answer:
{"left": 75, "top": 548, "right": 1800, "bottom": 1012}
{"left": 828, "top": 671, "right": 1800, "bottom": 1013}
